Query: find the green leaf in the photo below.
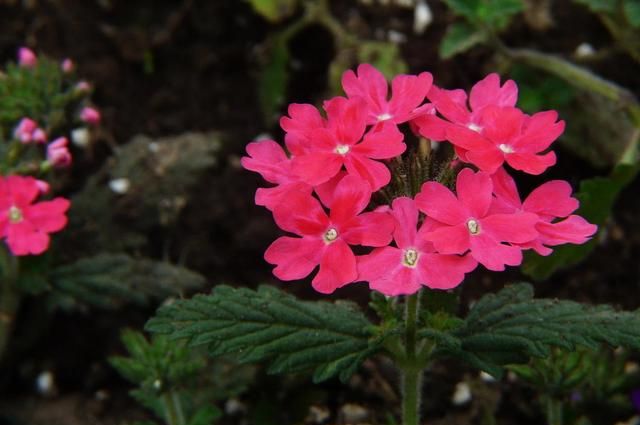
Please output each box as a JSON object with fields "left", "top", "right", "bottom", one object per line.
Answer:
{"left": 624, "top": 0, "right": 640, "bottom": 27}
{"left": 442, "top": 0, "right": 480, "bottom": 19}
{"left": 247, "top": 0, "right": 297, "bottom": 22}
{"left": 146, "top": 285, "right": 379, "bottom": 383}
{"left": 439, "top": 22, "right": 486, "bottom": 59}
{"left": 188, "top": 406, "right": 222, "bottom": 425}
{"left": 573, "top": 0, "right": 616, "bottom": 13}
{"left": 258, "top": 36, "right": 289, "bottom": 124}
{"left": 433, "top": 283, "right": 640, "bottom": 378}
{"left": 523, "top": 163, "right": 640, "bottom": 280}
{"left": 50, "top": 254, "right": 206, "bottom": 310}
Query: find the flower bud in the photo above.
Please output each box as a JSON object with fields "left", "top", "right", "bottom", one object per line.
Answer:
{"left": 35, "top": 179, "right": 50, "bottom": 194}
{"left": 18, "top": 47, "right": 37, "bottom": 68}
{"left": 14, "top": 118, "right": 38, "bottom": 143}
{"left": 80, "top": 106, "right": 101, "bottom": 125}
{"left": 47, "top": 137, "right": 72, "bottom": 168}
{"left": 61, "top": 58, "right": 74, "bottom": 73}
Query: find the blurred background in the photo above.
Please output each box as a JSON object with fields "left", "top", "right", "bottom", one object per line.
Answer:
{"left": 0, "top": 0, "right": 639, "bottom": 424}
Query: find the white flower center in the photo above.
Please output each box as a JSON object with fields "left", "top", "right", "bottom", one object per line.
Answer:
{"left": 468, "top": 123, "right": 482, "bottom": 133}
{"left": 467, "top": 219, "right": 480, "bottom": 235}
{"left": 377, "top": 113, "right": 393, "bottom": 121}
{"left": 335, "top": 144, "right": 350, "bottom": 155}
{"left": 499, "top": 143, "right": 514, "bottom": 153}
{"left": 323, "top": 228, "right": 338, "bottom": 243}
{"left": 8, "top": 206, "right": 23, "bottom": 223}
{"left": 402, "top": 248, "right": 419, "bottom": 267}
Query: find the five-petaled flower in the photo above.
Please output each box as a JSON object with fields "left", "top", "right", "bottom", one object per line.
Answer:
{"left": 0, "top": 175, "right": 70, "bottom": 256}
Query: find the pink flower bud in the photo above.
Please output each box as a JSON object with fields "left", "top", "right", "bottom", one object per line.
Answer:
{"left": 47, "top": 137, "right": 72, "bottom": 168}
{"left": 75, "top": 81, "right": 91, "bottom": 92}
{"left": 14, "top": 118, "right": 38, "bottom": 143}
{"left": 80, "top": 107, "right": 101, "bottom": 125}
{"left": 61, "top": 58, "right": 74, "bottom": 73}
{"left": 35, "top": 179, "right": 50, "bottom": 194}
{"left": 32, "top": 128, "right": 47, "bottom": 144}
{"left": 18, "top": 47, "right": 37, "bottom": 68}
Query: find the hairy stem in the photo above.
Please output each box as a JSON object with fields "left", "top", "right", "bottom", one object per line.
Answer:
{"left": 402, "top": 293, "right": 422, "bottom": 425}
{"left": 162, "top": 390, "right": 186, "bottom": 425}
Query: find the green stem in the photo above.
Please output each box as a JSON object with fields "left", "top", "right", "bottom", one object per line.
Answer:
{"left": 0, "top": 248, "right": 20, "bottom": 363}
{"left": 162, "top": 390, "right": 186, "bottom": 425}
{"left": 544, "top": 396, "right": 564, "bottom": 425}
{"left": 402, "top": 293, "right": 422, "bottom": 425}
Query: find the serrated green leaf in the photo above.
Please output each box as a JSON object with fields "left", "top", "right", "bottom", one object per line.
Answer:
{"left": 50, "top": 253, "right": 206, "bottom": 310}
{"left": 433, "top": 283, "right": 640, "bottom": 378}
{"left": 439, "top": 22, "right": 486, "bottom": 59}
{"left": 146, "top": 285, "right": 379, "bottom": 383}
{"left": 523, "top": 163, "right": 640, "bottom": 280}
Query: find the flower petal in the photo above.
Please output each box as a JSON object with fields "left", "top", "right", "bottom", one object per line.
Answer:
{"left": 506, "top": 151, "right": 556, "bottom": 175}
{"left": 264, "top": 236, "right": 324, "bottom": 281}
{"left": 26, "top": 198, "right": 70, "bottom": 232}
{"left": 536, "top": 215, "right": 597, "bottom": 246}
{"left": 387, "top": 72, "right": 433, "bottom": 122}
{"left": 415, "top": 182, "right": 467, "bottom": 225}
{"left": 490, "top": 167, "right": 522, "bottom": 213}
{"left": 342, "top": 211, "right": 394, "bottom": 247}
{"left": 312, "top": 239, "right": 357, "bottom": 293}
{"left": 456, "top": 168, "right": 493, "bottom": 218}
{"left": 418, "top": 253, "right": 477, "bottom": 290}
{"left": 480, "top": 212, "right": 539, "bottom": 244}
{"left": 272, "top": 191, "right": 329, "bottom": 236}
{"left": 469, "top": 233, "right": 523, "bottom": 271}
{"left": 358, "top": 247, "right": 421, "bottom": 296}
{"left": 424, "top": 224, "right": 470, "bottom": 254}
{"left": 469, "top": 73, "right": 518, "bottom": 111}
{"left": 523, "top": 180, "right": 579, "bottom": 218}
{"left": 342, "top": 64, "right": 389, "bottom": 116}
{"left": 6, "top": 221, "right": 49, "bottom": 255}
{"left": 352, "top": 121, "right": 405, "bottom": 159}
{"left": 427, "top": 85, "right": 471, "bottom": 124}
{"left": 390, "top": 197, "right": 418, "bottom": 248}
{"left": 330, "top": 175, "right": 373, "bottom": 223}
{"left": 241, "top": 140, "right": 289, "bottom": 184}
{"left": 292, "top": 151, "right": 343, "bottom": 185}
{"left": 343, "top": 153, "right": 391, "bottom": 192}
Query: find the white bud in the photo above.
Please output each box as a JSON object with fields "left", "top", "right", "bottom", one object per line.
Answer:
{"left": 414, "top": 0, "right": 433, "bottom": 34}
{"left": 109, "top": 178, "right": 130, "bottom": 194}
{"left": 36, "top": 370, "right": 56, "bottom": 396}
{"left": 71, "top": 127, "right": 91, "bottom": 148}
{"left": 575, "top": 43, "right": 595, "bottom": 58}
{"left": 451, "top": 381, "right": 472, "bottom": 405}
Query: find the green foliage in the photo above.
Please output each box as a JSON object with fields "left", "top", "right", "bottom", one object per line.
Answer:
{"left": 439, "top": 22, "right": 487, "bottom": 59}
{"left": 357, "top": 42, "right": 409, "bottom": 78}
{"left": 573, "top": 0, "right": 615, "bottom": 13}
{"left": 247, "top": 0, "right": 298, "bottom": 22}
{"left": 523, "top": 163, "right": 639, "bottom": 280}
{"left": 258, "top": 36, "right": 290, "bottom": 124}
{"left": 49, "top": 253, "right": 206, "bottom": 310}
{"left": 431, "top": 283, "right": 640, "bottom": 378}
{"left": 625, "top": 0, "right": 640, "bottom": 27}
{"left": 443, "top": 0, "right": 524, "bottom": 29}
{"left": 110, "top": 329, "right": 221, "bottom": 425}
{"left": 146, "top": 285, "right": 380, "bottom": 383}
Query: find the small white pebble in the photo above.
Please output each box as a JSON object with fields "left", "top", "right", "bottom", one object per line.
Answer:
{"left": 148, "top": 142, "right": 160, "bottom": 153}
{"left": 414, "top": 0, "right": 433, "bottom": 34}
{"left": 451, "top": 381, "right": 472, "bottom": 405}
{"left": 575, "top": 42, "right": 595, "bottom": 58}
{"left": 109, "top": 178, "right": 130, "bottom": 194}
{"left": 36, "top": 370, "right": 55, "bottom": 396}
{"left": 71, "top": 128, "right": 91, "bottom": 148}
{"left": 480, "top": 371, "right": 497, "bottom": 382}
{"left": 388, "top": 30, "right": 407, "bottom": 44}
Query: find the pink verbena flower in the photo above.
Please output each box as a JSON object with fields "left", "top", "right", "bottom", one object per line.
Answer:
{"left": 491, "top": 167, "right": 597, "bottom": 255}
{"left": 240, "top": 138, "right": 342, "bottom": 211}
{"left": 0, "top": 175, "right": 70, "bottom": 256}
{"left": 342, "top": 63, "right": 434, "bottom": 125}
{"left": 279, "top": 103, "right": 326, "bottom": 156}
{"left": 264, "top": 175, "right": 394, "bottom": 293}
{"left": 14, "top": 118, "right": 47, "bottom": 144}
{"left": 413, "top": 73, "right": 517, "bottom": 141}
{"left": 415, "top": 168, "right": 539, "bottom": 271}
{"left": 358, "top": 197, "right": 477, "bottom": 295}
{"left": 18, "top": 47, "right": 37, "bottom": 68}
{"left": 446, "top": 106, "right": 564, "bottom": 175}
{"left": 61, "top": 58, "right": 74, "bottom": 73}
{"left": 47, "top": 137, "right": 72, "bottom": 168}
{"left": 291, "top": 97, "right": 405, "bottom": 191}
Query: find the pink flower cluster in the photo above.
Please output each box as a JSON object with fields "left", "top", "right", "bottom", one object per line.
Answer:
{"left": 0, "top": 175, "right": 70, "bottom": 256}
{"left": 243, "top": 64, "right": 597, "bottom": 295}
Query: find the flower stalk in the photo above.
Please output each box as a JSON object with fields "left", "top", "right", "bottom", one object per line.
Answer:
{"left": 401, "top": 293, "right": 422, "bottom": 425}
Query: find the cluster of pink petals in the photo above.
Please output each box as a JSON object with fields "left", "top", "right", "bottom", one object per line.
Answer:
{"left": 47, "top": 137, "right": 72, "bottom": 168}
{"left": 0, "top": 175, "right": 70, "bottom": 256}
{"left": 80, "top": 106, "right": 101, "bottom": 125}
{"left": 14, "top": 118, "right": 47, "bottom": 144}
{"left": 243, "top": 64, "right": 598, "bottom": 296}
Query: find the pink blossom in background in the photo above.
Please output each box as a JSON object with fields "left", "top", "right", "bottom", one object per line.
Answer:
{"left": 342, "top": 63, "right": 434, "bottom": 126}
{"left": 17, "top": 47, "right": 37, "bottom": 68}
{"left": 61, "top": 58, "right": 74, "bottom": 73}
{"left": 0, "top": 175, "right": 70, "bottom": 256}
{"left": 415, "top": 168, "right": 539, "bottom": 271}
{"left": 14, "top": 118, "right": 47, "bottom": 144}
{"left": 35, "top": 180, "right": 50, "bottom": 194}
{"left": 47, "top": 137, "right": 72, "bottom": 168}
{"left": 80, "top": 107, "right": 101, "bottom": 125}
{"left": 358, "top": 197, "right": 477, "bottom": 296}
{"left": 291, "top": 97, "right": 405, "bottom": 191}
{"left": 265, "top": 175, "right": 394, "bottom": 293}
{"left": 490, "top": 167, "right": 597, "bottom": 255}
{"left": 75, "top": 81, "right": 91, "bottom": 92}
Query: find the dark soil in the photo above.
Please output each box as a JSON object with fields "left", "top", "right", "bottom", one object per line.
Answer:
{"left": 0, "top": 1, "right": 639, "bottom": 424}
